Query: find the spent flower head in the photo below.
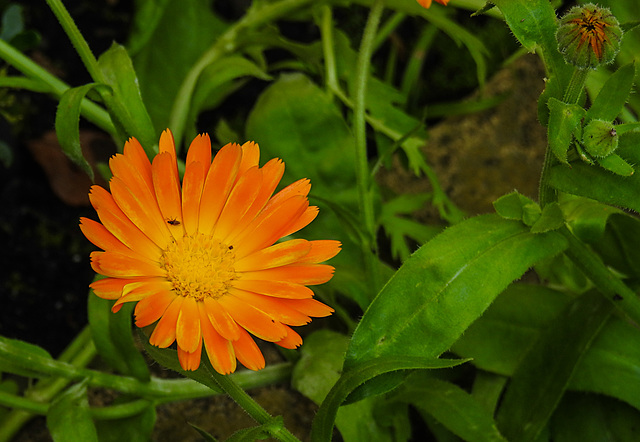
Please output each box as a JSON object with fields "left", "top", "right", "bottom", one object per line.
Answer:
{"left": 556, "top": 3, "right": 623, "bottom": 70}
{"left": 81, "top": 129, "right": 340, "bottom": 373}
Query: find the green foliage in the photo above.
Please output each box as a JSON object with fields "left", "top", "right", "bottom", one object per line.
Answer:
{"left": 46, "top": 381, "right": 98, "bottom": 442}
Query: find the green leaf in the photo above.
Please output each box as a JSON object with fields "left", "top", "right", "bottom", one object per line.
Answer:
{"left": 493, "top": 191, "right": 537, "bottom": 221}
{"left": 586, "top": 62, "right": 636, "bottom": 122}
{"left": 189, "top": 423, "right": 219, "bottom": 442}
{"left": 88, "top": 291, "right": 150, "bottom": 381}
{"left": 548, "top": 130, "right": 640, "bottom": 212}
{"left": 530, "top": 202, "right": 564, "bottom": 233}
{"left": 131, "top": 0, "right": 227, "bottom": 133}
{"left": 596, "top": 153, "right": 634, "bottom": 176}
{"left": 95, "top": 404, "right": 156, "bottom": 442}
{"left": 393, "top": 375, "right": 507, "bottom": 442}
{"left": 0, "top": 335, "right": 55, "bottom": 378}
{"left": 345, "top": 215, "right": 568, "bottom": 368}
{"left": 496, "top": 290, "right": 614, "bottom": 442}
{"left": 292, "top": 330, "right": 396, "bottom": 442}
{"left": 246, "top": 73, "right": 356, "bottom": 201}
{"left": 453, "top": 283, "right": 640, "bottom": 413}
{"left": 311, "top": 354, "right": 468, "bottom": 442}
{"left": 560, "top": 195, "right": 624, "bottom": 242}
{"left": 46, "top": 381, "right": 98, "bottom": 442}
{"left": 552, "top": 393, "right": 640, "bottom": 442}
{"left": 547, "top": 98, "right": 586, "bottom": 164}
{"left": 55, "top": 83, "right": 99, "bottom": 180}
{"left": 225, "top": 418, "right": 282, "bottom": 442}
{"left": 97, "top": 43, "right": 156, "bottom": 151}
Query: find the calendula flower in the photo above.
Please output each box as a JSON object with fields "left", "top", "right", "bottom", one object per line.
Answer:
{"left": 416, "top": 0, "right": 449, "bottom": 9}
{"left": 80, "top": 129, "right": 340, "bottom": 373}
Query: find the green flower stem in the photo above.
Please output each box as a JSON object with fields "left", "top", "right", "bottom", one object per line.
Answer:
{"left": 168, "top": 0, "right": 317, "bottom": 147}
{"left": 44, "top": 0, "right": 103, "bottom": 84}
{"left": 560, "top": 226, "right": 640, "bottom": 326}
{"left": 0, "top": 328, "right": 96, "bottom": 442}
{"left": 373, "top": 11, "right": 406, "bottom": 52}
{"left": 539, "top": 67, "right": 589, "bottom": 208}
{"left": 0, "top": 38, "right": 115, "bottom": 136}
{"left": 207, "top": 367, "right": 301, "bottom": 442}
{"left": 320, "top": 5, "right": 338, "bottom": 100}
{"left": 353, "top": 0, "right": 385, "bottom": 294}
{"left": 563, "top": 67, "right": 589, "bottom": 105}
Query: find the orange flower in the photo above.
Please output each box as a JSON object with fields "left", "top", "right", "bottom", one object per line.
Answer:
{"left": 416, "top": 0, "right": 449, "bottom": 8}
{"left": 80, "top": 129, "right": 340, "bottom": 373}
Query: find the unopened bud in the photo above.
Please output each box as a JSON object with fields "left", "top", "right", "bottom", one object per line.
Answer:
{"left": 556, "top": 4, "right": 622, "bottom": 70}
{"left": 582, "top": 119, "right": 618, "bottom": 158}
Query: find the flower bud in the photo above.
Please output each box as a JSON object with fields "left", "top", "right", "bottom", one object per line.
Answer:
{"left": 582, "top": 119, "right": 618, "bottom": 158}
{"left": 556, "top": 4, "right": 622, "bottom": 70}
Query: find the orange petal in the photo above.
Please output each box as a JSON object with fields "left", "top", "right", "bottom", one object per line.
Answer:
{"left": 232, "top": 195, "right": 308, "bottom": 259}
{"left": 89, "top": 185, "right": 161, "bottom": 261}
{"left": 122, "top": 136, "right": 153, "bottom": 187}
{"left": 112, "top": 278, "right": 173, "bottom": 311}
{"left": 287, "top": 298, "right": 334, "bottom": 318}
{"left": 149, "top": 296, "right": 184, "bottom": 348}
{"left": 212, "top": 167, "right": 263, "bottom": 241}
{"left": 110, "top": 176, "right": 171, "bottom": 249}
{"left": 91, "top": 251, "right": 164, "bottom": 278}
{"left": 135, "top": 289, "right": 177, "bottom": 327}
{"left": 224, "top": 159, "right": 284, "bottom": 243}
{"left": 231, "top": 280, "right": 314, "bottom": 300}
{"left": 186, "top": 133, "right": 212, "bottom": 174}
{"left": 181, "top": 161, "right": 206, "bottom": 236}
{"left": 275, "top": 326, "right": 302, "bottom": 349}
{"left": 158, "top": 129, "right": 178, "bottom": 182}
{"left": 234, "top": 239, "right": 311, "bottom": 272}
{"left": 90, "top": 277, "right": 129, "bottom": 300}
{"left": 232, "top": 328, "right": 265, "bottom": 371}
{"left": 80, "top": 217, "right": 129, "bottom": 253}
{"left": 237, "top": 141, "right": 260, "bottom": 177}
{"left": 197, "top": 143, "right": 242, "bottom": 235}
{"left": 298, "top": 240, "right": 342, "bottom": 264}
{"left": 239, "top": 264, "right": 335, "bottom": 285}
{"left": 177, "top": 339, "right": 202, "bottom": 371}
{"left": 152, "top": 152, "right": 184, "bottom": 239}
{"left": 263, "top": 178, "right": 310, "bottom": 212}
{"left": 203, "top": 298, "right": 241, "bottom": 341}
{"left": 281, "top": 206, "right": 318, "bottom": 237}
{"left": 230, "top": 289, "right": 311, "bottom": 326}
{"left": 218, "top": 293, "right": 288, "bottom": 341}
{"left": 176, "top": 297, "right": 202, "bottom": 353}
{"left": 198, "top": 302, "right": 236, "bottom": 374}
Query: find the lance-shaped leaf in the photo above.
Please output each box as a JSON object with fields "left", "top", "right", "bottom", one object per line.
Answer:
{"left": 547, "top": 98, "right": 586, "bottom": 165}
{"left": 345, "top": 214, "right": 568, "bottom": 368}
{"left": 586, "top": 63, "right": 636, "bottom": 122}
{"left": 47, "top": 381, "right": 98, "bottom": 442}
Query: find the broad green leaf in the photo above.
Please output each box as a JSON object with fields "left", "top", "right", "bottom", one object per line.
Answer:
{"left": 595, "top": 214, "right": 640, "bottom": 278}
{"left": 393, "top": 374, "right": 507, "bottom": 442}
{"left": 345, "top": 215, "right": 568, "bottom": 368}
{"left": 97, "top": 43, "right": 156, "bottom": 152}
{"left": 547, "top": 98, "right": 586, "bottom": 164}
{"left": 246, "top": 73, "right": 356, "bottom": 201}
{"left": 586, "top": 63, "right": 636, "bottom": 122}
{"left": 530, "top": 203, "right": 564, "bottom": 233}
{"left": 493, "top": 191, "right": 537, "bottom": 221}
{"left": 55, "top": 83, "right": 99, "bottom": 180}
{"left": 548, "top": 131, "right": 640, "bottom": 212}
{"left": 552, "top": 393, "right": 640, "bottom": 442}
{"left": 292, "top": 330, "right": 395, "bottom": 442}
{"left": 560, "top": 195, "right": 624, "bottom": 241}
{"left": 596, "top": 153, "right": 634, "bottom": 176}
{"left": 95, "top": 404, "right": 156, "bottom": 442}
{"left": 132, "top": 0, "right": 227, "bottom": 133}
{"left": 88, "top": 291, "right": 149, "bottom": 381}
{"left": 126, "top": 0, "right": 171, "bottom": 55}
{"left": 46, "top": 381, "right": 98, "bottom": 442}
{"left": 453, "top": 283, "right": 640, "bottom": 413}
{"left": 0, "top": 336, "right": 54, "bottom": 378}
{"left": 496, "top": 290, "right": 614, "bottom": 442}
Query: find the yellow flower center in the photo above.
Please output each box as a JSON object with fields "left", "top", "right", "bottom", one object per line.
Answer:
{"left": 161, "top": 234, "right": 237, "bottom": 301}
